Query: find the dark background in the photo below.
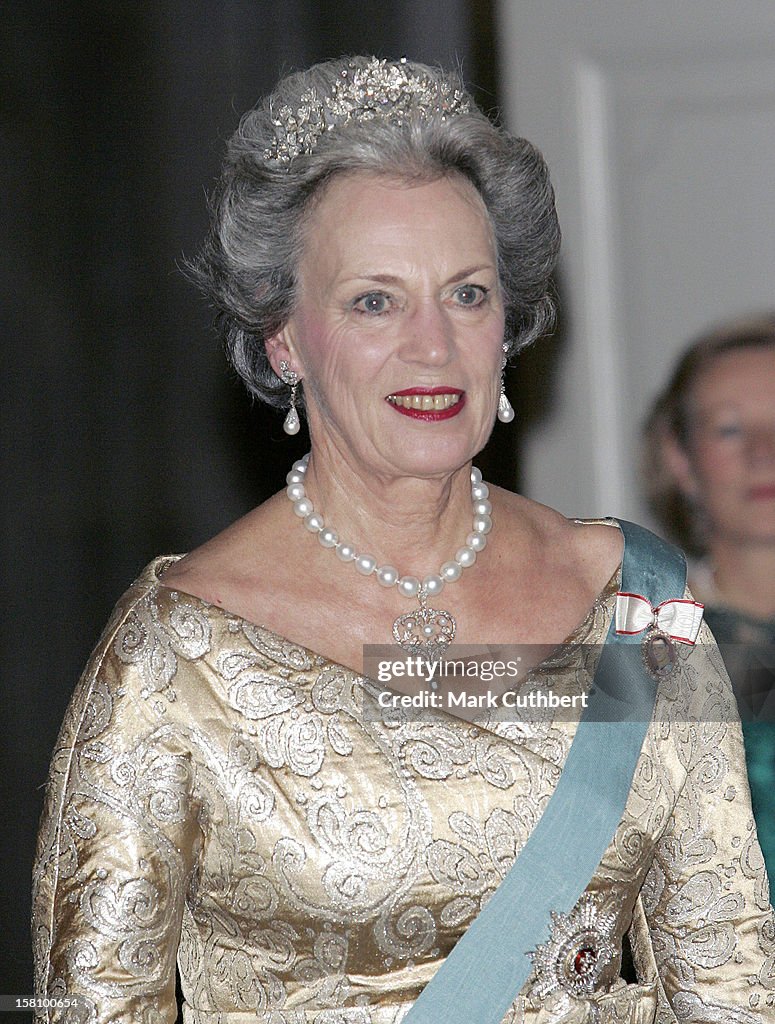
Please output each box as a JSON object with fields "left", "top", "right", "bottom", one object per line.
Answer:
{"left": 1, "top": 0, "right": 561, "bottom": 1004}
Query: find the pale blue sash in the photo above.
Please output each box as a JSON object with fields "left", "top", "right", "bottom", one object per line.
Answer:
{"left": 403, "top": 520, "right": 685, "bottom": 1023}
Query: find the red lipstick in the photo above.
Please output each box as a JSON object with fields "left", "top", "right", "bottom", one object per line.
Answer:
{"left": 749, "top": 485, "right": 775, "bottom": 501}
{"left": 385, "top": 387, "right": 466, "bottom": 421}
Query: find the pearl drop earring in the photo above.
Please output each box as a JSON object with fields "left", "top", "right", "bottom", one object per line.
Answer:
{"left": 279, "top": 360, "right": 301, "bottom": 435}
{"left": 497, "top": 343, "right": 515, "bottom": 423}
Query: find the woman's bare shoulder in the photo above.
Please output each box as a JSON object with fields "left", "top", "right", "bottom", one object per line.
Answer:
{"left": 159, "top": 492, "right": 290, "bottom": 607}
{"left": 566, "top": 517, "right": 624, "bottom": 585}
{"left": 490, "top": 486, "right": 623, "bottom": 588}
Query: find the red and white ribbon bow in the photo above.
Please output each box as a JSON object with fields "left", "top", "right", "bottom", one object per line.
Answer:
{"left": 614, "top": 593, "right": 704, "bottom": 644}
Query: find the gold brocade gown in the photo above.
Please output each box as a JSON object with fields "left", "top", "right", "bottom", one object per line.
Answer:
{"left": 33, "top": 557, "right": 775, "bottom": 1023}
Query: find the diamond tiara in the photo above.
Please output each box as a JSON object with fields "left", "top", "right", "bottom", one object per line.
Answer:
{"left": 263, "top": 57, "right": 472, "bottom": 164}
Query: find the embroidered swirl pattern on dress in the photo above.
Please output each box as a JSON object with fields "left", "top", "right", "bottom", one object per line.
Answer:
{"left": 32, "top": 559, "right": 775, "bottom": 1022}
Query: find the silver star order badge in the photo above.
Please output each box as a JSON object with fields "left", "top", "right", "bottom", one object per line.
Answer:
{"left": 529, "top": 893, "right": 618, "bottom": 1002}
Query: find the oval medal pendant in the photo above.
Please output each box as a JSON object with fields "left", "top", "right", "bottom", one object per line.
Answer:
{"left": 642, "top": 628, "right": 678, "bottom": 679}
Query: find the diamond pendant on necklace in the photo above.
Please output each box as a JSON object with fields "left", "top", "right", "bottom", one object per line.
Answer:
{"left": 392, "top": 587, "right": 457, "bottom": 660}
{"left": 285, "top": 455, "right": 493, "bottom": 662}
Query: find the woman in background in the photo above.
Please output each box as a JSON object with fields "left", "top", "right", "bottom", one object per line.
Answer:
{"left": 645, "top": 315, "right": 775, "bottom": 895}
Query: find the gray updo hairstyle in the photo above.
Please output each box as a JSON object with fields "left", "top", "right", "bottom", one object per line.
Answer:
{"left": 191, "top": 56, "right": 561, "bottom": 408}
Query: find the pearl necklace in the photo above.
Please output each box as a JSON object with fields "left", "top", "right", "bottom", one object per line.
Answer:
{"left": 285, "top": 454, "right": 493, "bottom": 659}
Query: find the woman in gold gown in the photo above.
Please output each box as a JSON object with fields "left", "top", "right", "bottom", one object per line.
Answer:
{"left": 33, "top": 57, "right": 775, "bottom": 1023}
